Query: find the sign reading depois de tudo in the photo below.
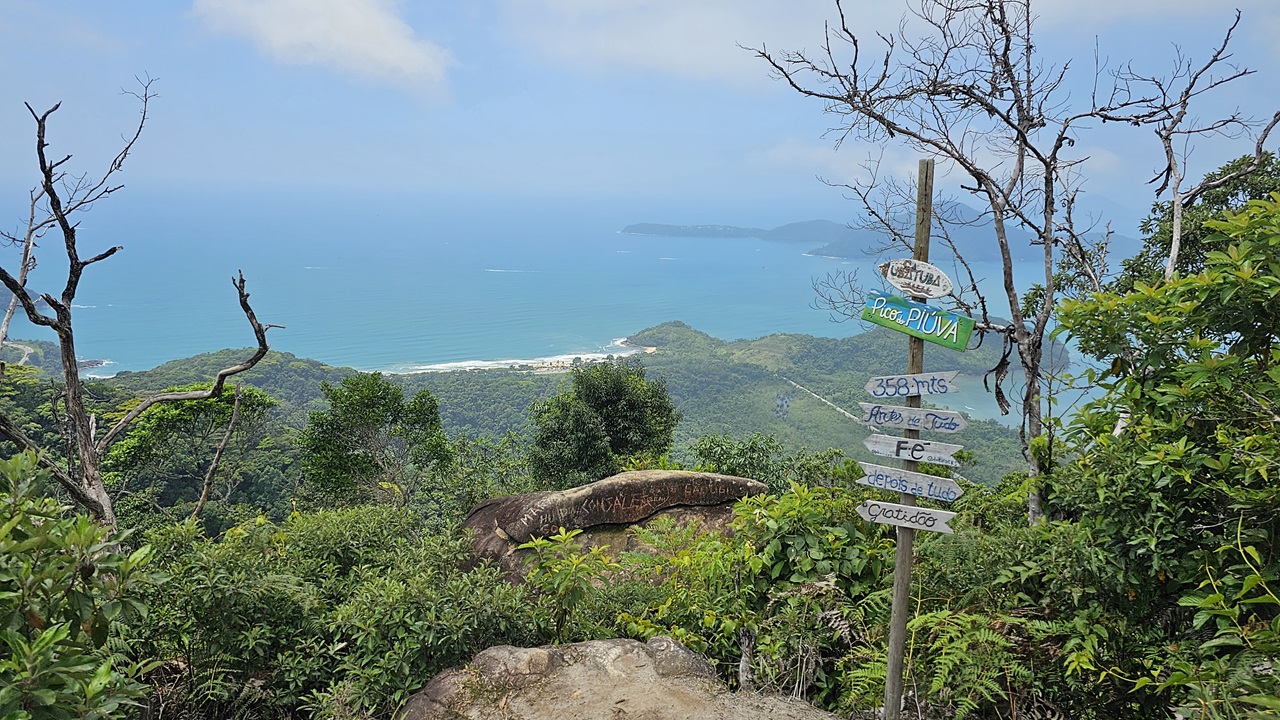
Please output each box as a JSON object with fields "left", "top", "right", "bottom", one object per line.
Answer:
{"left": 857, "top": 500, "right": 956, "bottom": 534}
{"left": 878, "top": 258, "right": 954, "bottom": 299}
{"left": 861, "top": 291, "right": 975, "bottom": 352}
{"left": 857, "top": 462, "right": 965, "bottom": 502}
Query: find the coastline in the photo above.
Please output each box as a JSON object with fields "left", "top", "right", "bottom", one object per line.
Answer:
{"left": 385, "top": 337, "right": 650, "bottom": 375}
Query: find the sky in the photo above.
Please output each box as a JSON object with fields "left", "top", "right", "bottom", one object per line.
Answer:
{"left": 1, "top": 0, "right": 1278, "bottom": 235}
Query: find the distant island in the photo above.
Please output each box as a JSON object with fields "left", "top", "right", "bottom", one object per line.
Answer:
{"left": 621, "top": 219, "right": 882, "bottom": 259}
{"left": 620, "top": 209, "right": 1138, "bottom": 263}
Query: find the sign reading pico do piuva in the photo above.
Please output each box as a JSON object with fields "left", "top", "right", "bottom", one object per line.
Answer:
{"left": 862, "top": 433, "right": 964, "bottom": 467}
{"left": 864, "top": 370, "right": 960, "bottom": 399}
{"left": 878, "top": 258, "right": 954, "bottom": 299}
{"left": 857, "top": 499, "right": 956, "bottom": 535}
{"left": 861, "top": 291, "right": 975, "bottom": 352}
{"left": 859, "top": 402, "right": 967, "bottom": 433}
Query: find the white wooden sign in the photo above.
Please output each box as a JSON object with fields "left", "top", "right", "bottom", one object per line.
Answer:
{"left": 857, "top": 462, "right": 964, "bottom": 502}
{"left": 865, "top": 370, "right": 960, "bottom": 399}
{"left": 878, "top": 258, "right": 954, "bottom": 299}
{"left": 862, "top": 434, "right": 963, "bottom": 467}
{"left": 857, "top": 500, "right": 956, "bottom": 534}
{"left": 859, "top": 403, "right": 967, "bottom": 433}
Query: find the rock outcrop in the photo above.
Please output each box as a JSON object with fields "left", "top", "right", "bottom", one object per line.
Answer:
{"left": 464, "top": 470, "right": 767, "bottom": 576}
{"left": 398, "top": 637, "right": 838, "bottom": 720}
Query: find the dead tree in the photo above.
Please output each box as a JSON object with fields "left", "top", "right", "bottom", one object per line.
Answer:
{"left": 0, "top": 81, "right": 277, "bottom": 529}
{"left": 1116, "top": 12, "right": 1280, "bottom": 281}
{"left": 754, "top": 0, "right": 1267, "bottom": 522}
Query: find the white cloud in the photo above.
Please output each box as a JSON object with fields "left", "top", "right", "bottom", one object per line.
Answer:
{"left": 502, "top": 0, "right": 1280, "bottom": 85}
{"left": 193, "top": 0, "right": 453, "bottom": 92}
{"left": 502, "top": 0, "right": 901, "bottom": 86}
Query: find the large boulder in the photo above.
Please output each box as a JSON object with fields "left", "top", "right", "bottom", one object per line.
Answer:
{"left": 464, "top": 470, "right": 767, "bottom": 576}
{"left": 398, "top": 636, "right": 838, "bottom": 720}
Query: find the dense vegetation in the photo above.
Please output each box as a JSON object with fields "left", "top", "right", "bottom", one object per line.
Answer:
{"left": 5, "top": 174, "right": 1280, "bottom": 720}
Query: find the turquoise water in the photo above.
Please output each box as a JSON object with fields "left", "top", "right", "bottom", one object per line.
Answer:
{"left": 12, "top": 200, "right": 878, "bottom": 373}
{"left": 8, "top": 194, "right": 1055, "bottom": 436}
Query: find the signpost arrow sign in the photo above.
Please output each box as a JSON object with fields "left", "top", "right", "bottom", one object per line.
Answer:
{"left": 865, "top": 370, "right": 961, "bottom": 399}
{"left": 878, "top": 258, "right": 954, "bottom": 299}
{"left": 861, "top": 291, "right": 975, "bottom": 352}
{"left": 859, "top": 403, "right": 967, "bottom": 433}
{"left": 857, "top": 500, "right": 956, "bottom": 535}
{"left": 857, "top": 462, "right": 965, "bottom": 502}
{"left": 863, "top": 434, "right": 964, "bottom": 467}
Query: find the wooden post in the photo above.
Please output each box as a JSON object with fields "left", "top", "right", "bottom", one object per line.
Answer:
{"left": 883, "top": 158, "right": 934, "bottom": 720}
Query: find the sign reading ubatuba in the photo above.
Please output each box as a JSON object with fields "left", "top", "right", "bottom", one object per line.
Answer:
{"left": 861, "top": 290, "right": 974, "bottom": 352}
{"left": 865, "top": 370, "right": 960, "bottom": 399}
{"left": 863, "top": 434, "right": 964, "bottom": 467}
{"left": 859, "top": 402, "right": 967, "bottom": 433}
{"left": 857, "top": 462, "right": 965, "bottom": 502}
{"left": 878, "top": 258, "right": 954, "bottom": 299}
{"left": 857, "top": 500, "right": 956, "bottom": 535}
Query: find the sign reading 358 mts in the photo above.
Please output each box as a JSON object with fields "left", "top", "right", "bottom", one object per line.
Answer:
{"left": 865, "top": 370, "right": 960, "bottom": 399}
{"left": 862, "top": 290, "right": 974, "bottom": 352}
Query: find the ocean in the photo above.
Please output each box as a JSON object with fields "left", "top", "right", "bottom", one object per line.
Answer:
{"left": 6, "top": 196, "right": 1056, "bottom": 425}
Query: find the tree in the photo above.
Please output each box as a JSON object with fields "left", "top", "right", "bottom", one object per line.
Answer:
{"left": 298, "top": 372, "right": 451, "bottom": 506}
{"left": 0, "top": 81, "right": 276, "bottom": 529}
{"left": 1054, "top": 194, "right": 1280, "bottom": 716}
{"left": 1114, "top": 152, "right": 1280, "bottom": 292}
{"left": 529, "top": 358, "right": 680, "bottom": 488}
{"left": 100, "top": 383, "right": 276, "bottom": 530}
{"left": 754, "top": 0, "right": 1272, "bottom": 521}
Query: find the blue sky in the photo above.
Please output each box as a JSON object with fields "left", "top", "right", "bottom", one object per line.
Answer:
{"left": 1, "top": 0, "right": 1278, "bottom": 232}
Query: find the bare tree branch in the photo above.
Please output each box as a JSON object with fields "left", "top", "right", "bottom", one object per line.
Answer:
{"left": 191, "top": 384, "right": 243, "bottom": 521}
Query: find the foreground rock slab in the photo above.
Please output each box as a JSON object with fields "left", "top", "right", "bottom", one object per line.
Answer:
{"left": 399, "top": 637, "right": 838, "bottom": 720}
{"left": 465, "top": 470, "right": 767, "bottom": 576}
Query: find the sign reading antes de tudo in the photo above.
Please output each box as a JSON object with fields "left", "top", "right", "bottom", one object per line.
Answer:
{"left": 861, "top": 291, "right": 975, "bottom": 352}
{"left": 859, "top": 402, "right": 968, "bottom": 433}
{"left": 878, "top": 258, "right": 954, "bottom": 299}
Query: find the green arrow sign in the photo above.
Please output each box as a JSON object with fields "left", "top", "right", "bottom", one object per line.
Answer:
{"left": 861, "top": 290, "right": 974, "bottom": 351}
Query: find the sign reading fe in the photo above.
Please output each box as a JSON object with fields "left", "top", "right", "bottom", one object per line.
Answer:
{"left": 859, "top": 403, "right": 967, "bottom": 433}
{"left": 858, "top": 462, "right": 965, "bottom": 502}
{"left": 863, "top": 434, "right": 963, "bottom": 467}
{"left": 878, "top": 258, "right": 954, "bottom": 299}
{"left": 857, "top": 500, "right": 956, "bottom": 535}
{"left": 862, "top": 291, "right": 975, "bottom": 351}
{"left": 865, "top": 370, "right": 960, "bottom": 399}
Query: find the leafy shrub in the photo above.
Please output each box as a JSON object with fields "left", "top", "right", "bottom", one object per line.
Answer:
{"left": 132, "top": 506, "right": 539, "bottom": 719}
{"left": 0, "top": 453, "right": 159, "bottom": 720}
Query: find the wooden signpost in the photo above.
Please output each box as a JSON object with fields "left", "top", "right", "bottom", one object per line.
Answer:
{"left": 865, "top": 370, "right": 960, "bottom": 399}
{"left": 857, "top": 462, "right": 964, "bottom": 502}
{"left": 861, "top": 290, "right": 975, "bottom": 351}
{"left": 859, "top": 403, "right": 967, "bottom": 433}
{"left": 862, "top": 434, "right": 963, "bottom": 467}
{"left": 856, "top": 500, "right": 956, "bottom": 535}
{"left": 858, "top": 158, "right": 977, "bottom": 720}
{"left": 877, "top": 258, "right": 954, "bottom": 299}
